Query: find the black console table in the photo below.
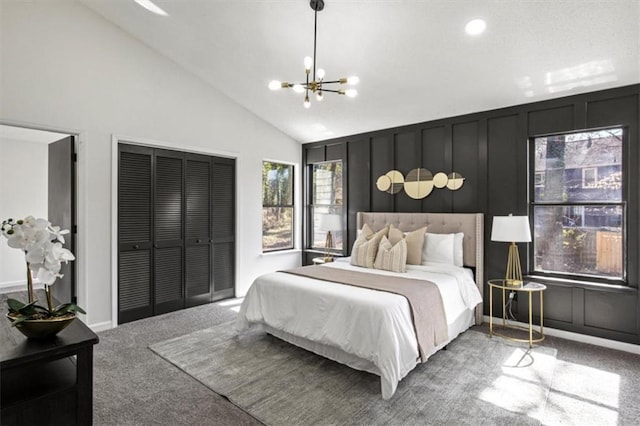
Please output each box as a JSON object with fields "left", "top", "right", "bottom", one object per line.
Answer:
{"left": 1, "top": 312, "right": 99, "bottom": 426}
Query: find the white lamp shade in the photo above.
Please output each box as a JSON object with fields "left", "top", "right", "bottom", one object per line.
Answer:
{"left": 491, "top": 215, "right": 531, "bottom": 243}
{"left": 319, "top": 214, "right": 342, "bottom": 232}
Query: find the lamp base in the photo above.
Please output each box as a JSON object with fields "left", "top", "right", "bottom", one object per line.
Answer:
{"left": 323, "top": 231, "right": 334, "bottom": 263}
{"left": 505, "top": 242, "right": 524, "bottom": 286}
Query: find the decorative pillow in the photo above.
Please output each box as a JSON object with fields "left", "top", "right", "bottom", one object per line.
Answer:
{"left": 453, "top": 232, "right": 464, "bottom": 267}
{"left": 389, "top": 225, "right": 427, "bottom": 265}
{"left": 374, "top": 236, "right": 407, "bottom": 273}
{"left": 422, "top": 232, "right": 455, "bottom": 265}
{"left": 356, "top": 223, "right": 375, "bottom": 241}
{"left": 351, "top": 225, "right": 388, "bottom": 268}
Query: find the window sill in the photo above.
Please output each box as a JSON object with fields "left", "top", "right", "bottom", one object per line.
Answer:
{"left": 526, "top": 275, "right": 637, "bottom": 294}
{"left": 305, "top": 249, "right": 345, "bottom": 255}
{"left": 261, "top": 249, "right": 301, "bottom": 257}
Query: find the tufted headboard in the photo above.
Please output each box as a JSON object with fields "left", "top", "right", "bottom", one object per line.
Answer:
{"left": 357, "top": 212, "right": 484, "bottom": 324}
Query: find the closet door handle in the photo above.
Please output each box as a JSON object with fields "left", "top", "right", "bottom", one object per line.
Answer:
{"left": 133, "top": 244, "right": 139, "bottom": 250}
{"left": 196, "top": 239, "right": 202, "bottom": 244}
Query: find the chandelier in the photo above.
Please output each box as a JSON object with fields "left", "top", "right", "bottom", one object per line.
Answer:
{"left": 268, "top": 0, "right": 359, "bottom": 108}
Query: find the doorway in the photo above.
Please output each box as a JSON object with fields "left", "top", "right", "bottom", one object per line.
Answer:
{"left": 0, "top": 124, "right": 76, "bottom": 304}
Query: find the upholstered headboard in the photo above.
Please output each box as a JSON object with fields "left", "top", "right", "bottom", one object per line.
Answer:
{"left": 356, "top": 212, "right": 484, "bottom": 324}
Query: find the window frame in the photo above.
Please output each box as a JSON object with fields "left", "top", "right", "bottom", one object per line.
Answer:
{"left": 262, "top": 160, "right": 295, "bottom": 253}
{"left": 528, "top": 126, "right": 627, "bottom": 285}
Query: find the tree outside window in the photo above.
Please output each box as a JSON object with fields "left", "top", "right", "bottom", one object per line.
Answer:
{"left": 531, "top": 128, "right": 624, "bottom": 281}
{"left": 262, "top": 161, "right": 294, "bottom": 251}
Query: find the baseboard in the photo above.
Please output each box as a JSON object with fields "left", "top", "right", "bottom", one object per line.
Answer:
{"left": 90, "top": 321, "right": 113, "bottom": 333}
{"left": 0, "top": 281, "right": 45, "bottom": 294}
{"left": 483, "top": 315, "right": 640, "bottom": 355}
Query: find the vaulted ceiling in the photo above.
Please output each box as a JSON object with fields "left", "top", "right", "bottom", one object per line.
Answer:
{"left": 80, "top": 0, "right": 640, "bottom": 143}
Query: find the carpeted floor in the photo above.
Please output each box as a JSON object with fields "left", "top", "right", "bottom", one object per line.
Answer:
{"left": 94, "top": 300, "right": 260, "bottom": 426}
{"left": 95, "top": 301, "right": 640, "bottom": 425}
{"left": 150, "top": 325, "right": 556, "bottom": 425}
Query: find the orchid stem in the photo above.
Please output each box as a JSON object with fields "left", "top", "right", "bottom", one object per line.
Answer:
{"left": 46, "top": 285, "right": 54, "bottom": 312}
{"left": 26, "top": 262, "right": 35, "bottom": 303}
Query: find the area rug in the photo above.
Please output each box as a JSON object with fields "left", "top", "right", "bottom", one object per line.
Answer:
{"left": 149, "top": 322, "right": 557, "bottom": 425}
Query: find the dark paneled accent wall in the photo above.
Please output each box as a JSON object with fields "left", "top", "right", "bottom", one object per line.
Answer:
{"left": 303, "top": 84, "right": 640, "bottom": 344}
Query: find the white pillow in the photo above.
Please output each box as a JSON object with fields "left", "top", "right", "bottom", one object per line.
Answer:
{"left": 454, "top": 232, "right": 464, "bottom": 267}
{"left": 422, "top": 233, "right": 455, "bottom": 265}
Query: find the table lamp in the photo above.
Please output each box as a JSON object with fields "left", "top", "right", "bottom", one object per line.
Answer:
{"left": 491, "top": 214, "right": 532, "bottom": 285}
{"left": 319, "top": 213, "right": 341, "bottom": 262}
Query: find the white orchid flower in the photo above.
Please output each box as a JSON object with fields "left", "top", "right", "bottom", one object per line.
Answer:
{"left": 50, "top": 242, "right": 75, "bottom": 261}
{"left": 2, "top": 216, "right": 75, "bottom": 287}
{"left": 36, "top": 267, "right": 60, "bottom": 285}
{"left": 23, "top": 216, "right": 37, "bottom": 226}
{"left": 7, "top": 227, "right": 29, "bottom": 250}
{"left": 49, "top": 225, "right": 69, "bottom": 244}
{"left": 25, "top": 244, "right": 46, "bottom": 264}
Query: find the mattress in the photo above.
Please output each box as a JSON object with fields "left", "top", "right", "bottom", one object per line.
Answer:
{"left": 236, "top": 258, "right": 482, "bottom": 399}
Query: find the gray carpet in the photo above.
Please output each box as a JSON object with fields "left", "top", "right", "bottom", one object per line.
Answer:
{"left": 94, "top": 302, "right": 260, "bottom": 426}
{"left": 150, "top": 323, "right": 558, "bottom": 425}
{"left": 92, "top": 301, "right": 640, "bottom": 425}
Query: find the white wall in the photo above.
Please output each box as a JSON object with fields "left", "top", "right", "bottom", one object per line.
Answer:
{"left": 0, "top": 0, "right": 302, "bottom": 329}
{"left": 0, "top": 138, "right": 48, "bottom": 288}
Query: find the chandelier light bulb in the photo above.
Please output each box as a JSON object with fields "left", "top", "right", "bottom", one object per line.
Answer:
{"left": 317, "top": 68, "right": 326, "bottom": 80}
{"left": 345, "top": 89, "right": 358, "bottom": 98}
{"left": 316, "top": 91, "right": 324, "bottom": 101}
{"left": 304, "top": 95, "right": 311, "bottom": 108}
{"left": 292, "top": 84, "right": 305, "bottom": 93}
{"left": 304, "top": 56, "right": 313, "bottom": 71}
{"left": 268, "top": 80, "right": 282, "bottom": 90}
{"left": 347, "top": 76, "right": 360, "bottom": 85}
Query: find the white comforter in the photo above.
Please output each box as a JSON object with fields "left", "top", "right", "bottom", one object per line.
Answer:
{"left": 236, "top": 259, "right": 482, "bottom": 399}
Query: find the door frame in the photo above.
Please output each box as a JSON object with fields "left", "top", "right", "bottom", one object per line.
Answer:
{"left": 0, "top": 119, "right": 87, "bottom": 322}
{"left": 111, "top": 134, "right": 239, "bottom": 329}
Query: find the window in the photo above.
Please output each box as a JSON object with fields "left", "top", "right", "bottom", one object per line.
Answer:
{"left": 530, "top": 127, "right": 624, "bottom": 281}
{"left": 582, "top": 167, "right": 597, "bottom": 188}
{"left": 310, "top": 160, "right": 343, "bottom": 251}
{"left": 262, "top": 161, "right": 294, "bottom": 251}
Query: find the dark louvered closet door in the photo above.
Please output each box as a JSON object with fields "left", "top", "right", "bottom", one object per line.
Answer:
{"left": 154, "top": 149, "right": 185, "bottom": 315}
{"left": 118, "top": 144, "right": 153, "bottom": 324}
{"left": 212, "top": 157, "right": 236, "bottom": 300}
{"left": 185, "top": 154, "right": 213, "bottom": 307}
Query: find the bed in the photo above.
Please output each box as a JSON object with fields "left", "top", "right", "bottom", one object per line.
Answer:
{"left": 236, "top": 212, "right": 484, "bottom": 399}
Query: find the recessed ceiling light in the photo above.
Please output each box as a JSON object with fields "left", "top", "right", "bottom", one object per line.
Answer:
{"left": 465, "top": 18, "right": 486, "bottom": 36}
{"left": 134, "top": 0, "right": 169, "bottom": 17}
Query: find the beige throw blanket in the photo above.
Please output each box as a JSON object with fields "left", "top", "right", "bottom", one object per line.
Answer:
{"left": 282, "top": 265, "right": 448, "bottom": 361}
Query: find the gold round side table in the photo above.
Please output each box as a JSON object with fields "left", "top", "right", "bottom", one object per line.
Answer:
{"left": 488, "top": 279, "right": 546, "bottom": 348}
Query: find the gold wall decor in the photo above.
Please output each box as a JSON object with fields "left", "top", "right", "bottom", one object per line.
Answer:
{"left": 432, "top": 172, "right": 448, "bottom": 188}
{"left": 376, "top": 170, "right": 404, "bottom": 194}
{"left": 446, "top": 172, "right": 465, "bottom": 190}
{"left": 404, "top": 168, "right": 434, "bottom": 199}
{"left": 376, "top": 169, "right": 465, "bottom": 198}
{"left": 375, "top": 175, "right": 391, "bottom": 192}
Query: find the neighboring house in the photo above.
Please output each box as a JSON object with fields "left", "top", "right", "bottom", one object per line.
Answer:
{"left": 534, "top": 134, "right": 622, "bottom": 229}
